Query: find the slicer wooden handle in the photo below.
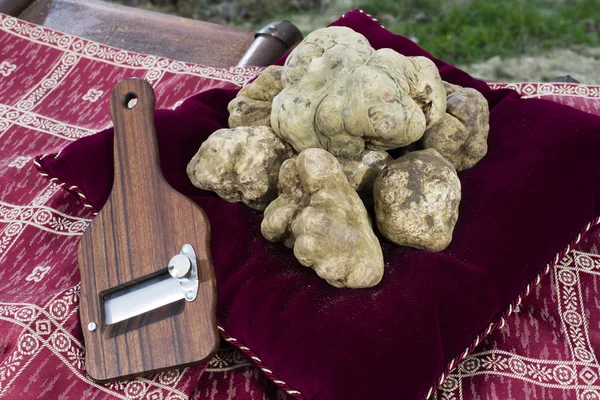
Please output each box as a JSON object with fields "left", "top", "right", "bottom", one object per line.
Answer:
{"left": 110, "top": 79, "right": 160, "bottom": 196}
{"left": 78, "top": 79, "right": 218, "bottom": 382}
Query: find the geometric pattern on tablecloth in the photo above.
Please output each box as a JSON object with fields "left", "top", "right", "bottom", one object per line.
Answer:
{"left": 0, "top": 13, "right": 262, "bottom": 137}
{"left": 490, "top": 82, "right": 600, "bottom": 116}
{"left": 491, "top": 82, "right": 600, "bottom": 100}
{"left": 434, "top": 241, "right": 600, "bottom": 400}
{"left": 0, "top": 12, "right": 261, "bottom": 400}
{"left": 0, "top": 199, "right": 251, "bottom": 400}
{"left": 432, "top": 85, "right": 600, "bottom": 400}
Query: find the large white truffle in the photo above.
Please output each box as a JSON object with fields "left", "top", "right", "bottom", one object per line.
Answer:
{"left": 186, "top": 126, "right": 294, "bottom": 210}
{"left": 261, "top": 148, "right": 384, "bottom": 288}
{"left": 374, "top": 149, "right": 461, "bottom": 251}
{"left": 271, "top": 27, "right": 446, "bottom": 157}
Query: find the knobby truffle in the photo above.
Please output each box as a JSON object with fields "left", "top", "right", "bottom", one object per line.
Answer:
{"left": 228, "top": 65, "right": 284, "bottom": 128}
{"left": 271, "top": 27, "right": 446, "bottom": 157}
{"left": 374, "top": 149, "right": 461, "bottom": 252}
{"left": 261, "top": 148, "right": 384, "bottom": 288}
{"left": 337, "top": 149, "right": 392, "bottom": 204}
{"left": 423, "top": 85, "right": 490, "bottom": 171}
{"left": 186, "top": 126, "right": 294, "bottom": 210}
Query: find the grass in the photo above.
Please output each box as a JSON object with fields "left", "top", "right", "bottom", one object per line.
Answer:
{"left": 355, "top": 0, "right": 600, "bottom": 64}
{"left": 113, "top": 0, "right": 600, "bottom": 65}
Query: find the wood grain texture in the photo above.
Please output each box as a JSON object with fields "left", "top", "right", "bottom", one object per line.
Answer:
{"left": 0, "top": 0, "right": 35, "bottom": 15}
{"left": 77, "top": 79, "right": 218, "bottom": 382}
{"left": 19, "top": 0, "right": 255, "bottom": 67}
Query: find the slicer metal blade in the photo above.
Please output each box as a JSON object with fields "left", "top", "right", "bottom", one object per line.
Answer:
{"left": 104, "top": 273, "right": 185, "bottom": 325}
{"left": 102, "top": 244, "right": 200, "bottom": 325}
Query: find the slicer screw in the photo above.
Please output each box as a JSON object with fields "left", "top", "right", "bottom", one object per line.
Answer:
{"left": 169, "top": 254, "right": 192, "bottom": 278}
{"left": 185, "top": 292, "right": 195, "bottom": 301}
{"left": 181, "top": 244, "right": 193, "bottom": 254}
{"left": 88, "top": 322, "right": 97, "bottom": 332}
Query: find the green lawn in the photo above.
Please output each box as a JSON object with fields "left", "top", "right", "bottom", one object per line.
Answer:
{"left": 114, "top": 0, "right": 600, "bottom": 65}
{"left": 355, "top": 0, "right": 600, "bottom": 64}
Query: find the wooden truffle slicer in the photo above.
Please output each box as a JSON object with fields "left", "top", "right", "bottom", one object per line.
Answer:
{"left": 77, "top": 79, "right": 218, "bottom": 382}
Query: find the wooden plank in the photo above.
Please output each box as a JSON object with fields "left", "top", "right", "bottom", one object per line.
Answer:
{"left": 0, "top": 0, "right": 35, "bottom": 16}
{"left": 19, "top": 0, "right": 255, "bottom": 67}
{"left": 78, "top": 79, "right": 218, "bottom": 381}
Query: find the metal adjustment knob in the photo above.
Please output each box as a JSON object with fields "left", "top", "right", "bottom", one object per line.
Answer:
{"left": 168, "top": 254, "right": 192, "bottom": 278}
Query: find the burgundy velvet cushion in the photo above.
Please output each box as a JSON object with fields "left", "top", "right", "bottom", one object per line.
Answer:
{"left": 37, "top": 10, "right": 600, "bottom": 400}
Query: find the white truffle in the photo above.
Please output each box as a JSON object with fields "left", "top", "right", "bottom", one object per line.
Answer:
{"left": 228, "top": 65, "right": 284, "bottom": 128}
{"left": 271, "top": 27, "right": 446, "bottom": 157}
{"left": 423, "top": 86, "right": 489, "bottom": 171}
{"left": 187, "top": 126, "right": 294, "bottom": 210}
{"left": 261, "top": 148, "right": 384, "bottom": 288}
{"left": 337, "top": 149, "right": 392, "bottom": 204}
{"left": 374, "top": 149, "right": 461, "bottom": 251}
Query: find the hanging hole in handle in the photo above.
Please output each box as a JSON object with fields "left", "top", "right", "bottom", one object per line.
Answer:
{"left": 123, "top": 92, "right": 138, "bottom": 109}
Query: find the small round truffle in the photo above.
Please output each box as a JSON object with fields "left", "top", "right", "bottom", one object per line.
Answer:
{"left": 262, "top": 148, "right": 384, "bottom": 288}
{"left": 423, "top": 87, "right": 489, "bottom": 171}
{"left": 227, "top": 65, "right": 284, "bottom": 128}
{"left": 374, "top": 149, "right": 461, "bottom": 252}
{"left": 338, "top": 149, "right": 392, "bottom": 192}
{"left": 186, "top": 126, "right": 294, "bottom": 210}
{"left": 337, "top": 149, "right": 391, "bottom": 205}
{"left": 443, "top": 80, "right": 461, "bottom": 96}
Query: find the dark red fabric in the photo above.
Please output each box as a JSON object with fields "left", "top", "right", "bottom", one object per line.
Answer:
{"left": 37, "top": 10, "right": 600, "bottom": 400}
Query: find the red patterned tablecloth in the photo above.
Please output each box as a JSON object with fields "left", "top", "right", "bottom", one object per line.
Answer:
{"left": 2, "top": 11, "right": 600, "bottom": 400}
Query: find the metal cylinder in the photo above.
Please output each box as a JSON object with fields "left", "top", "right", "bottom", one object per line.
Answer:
{"left": 237, "top": 20, "right": 303, "bottom": 67}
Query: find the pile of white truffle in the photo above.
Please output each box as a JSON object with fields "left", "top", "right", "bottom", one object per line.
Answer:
{"left": 187, "top": 27, "right": 490, "bottom": 288}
